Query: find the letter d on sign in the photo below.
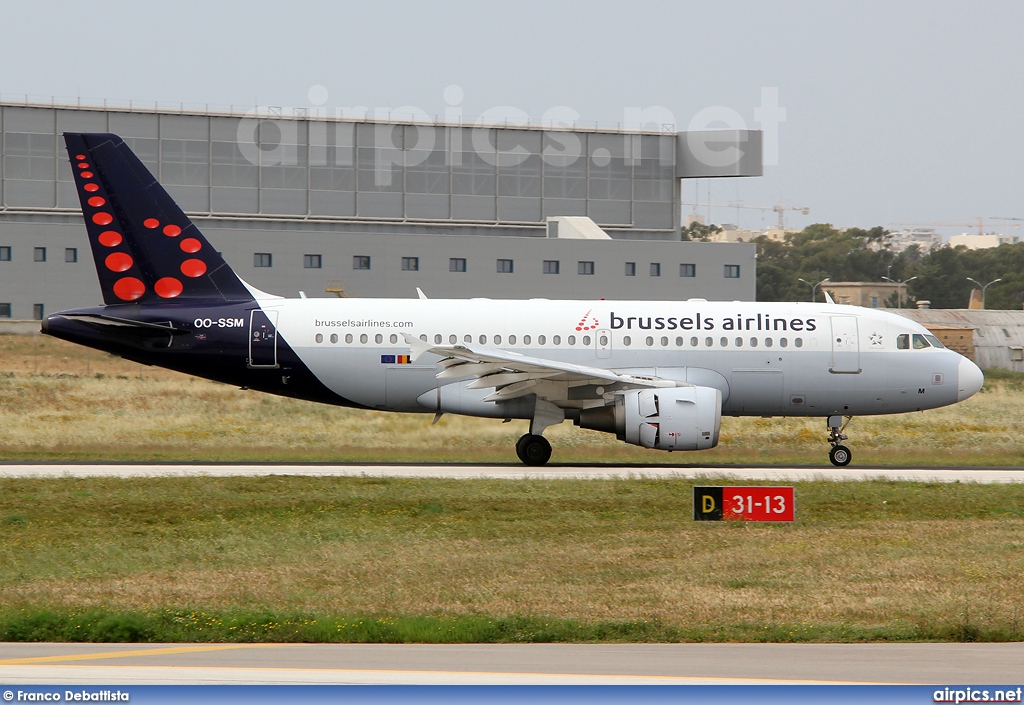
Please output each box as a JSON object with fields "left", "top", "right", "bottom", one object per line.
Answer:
{"left": 693, "top": 486, "right": 723, "bottom": 521}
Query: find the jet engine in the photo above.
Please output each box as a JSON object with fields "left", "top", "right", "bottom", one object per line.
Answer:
{"left": 577, "top": 386, "right": 722, "bottom": 451}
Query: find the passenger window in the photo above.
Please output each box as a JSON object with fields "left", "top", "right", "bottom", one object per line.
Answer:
{"left": 645, "top": 336, "right": 654, "bottom": 346}
{"left": 623, "top": 335, "right": 631, "bottom": 346}
{"left": 675, "top": 336, "right": 684, "bottom": 346}
{"left": 750, "top": 337, "right": 757, "bottom": 347}
{"left": 390, "top": 334, "right": 398, "bottom": 344}
{"left": 464, "top": 334, "right": 472, "bottom": 343}
{"left": 913, "top": 334, "right": 930, "bottom": 349}
{"left": 599, "top": 334, "right": 608, "bottom": 346}
{"left": 494, "top": 335, "right": 502, "bottom": 345}
{"left": 583, "top": 335, "right": 592, "bottom": 345}
{"left": 375, "top": 334, "right": 383, "bottom": 344}
{"left": 924, "top": 334, "right": 945, "bottom": 349}
{"left": 509, "top": 335, "right": 517, "bottom": 345}
{"left": 479, "top": 335, "right": 487, "bottom": 344}
{"left": 705, "top": 337, "right": 713, "bottom": 347}
{"left": 315, "top": 333, "right": 323, "bottom": 344}
{"left": 329, "top": 333, "right": 337, "bottom": 344}
{"left": 691, "top": 337, "right": 699, "bottom": 347}
{"left": 765, "top": 337, "right": 773, "bottom": 348}
{"left": 449, "top": 334, "right": 457, "bottom": 344}
{"left": 434, "top": 334, "right": 442, "bottom": 344}
{"left": 567, "top": 335, "right": 576, "bottom": 345}
{"left": 523, "top": 335, "right": 531, "bottom": 345}
{"left": 345, "top": 333, "right": 353, "bottom": 344}
{"left": 735, "top": 337, "right": 743, "bottom": 347}
{"left": 720, "top": 337, "right": 728, "bottom": 347}
{"left": 553, "top": 335, "right": 561, "bottom": 345}
{"left": 538, "top": 335, "right": 546, "bottom": 345}
{"left": 360, "top": 334, "right": 368, "bottom": 344}
{"left": 660, "top": 336, "right": 668, "bottom": 346}
{"left": 780, "top": 338, "right": 788, "bottom": 348}
{"left": 419, "top": 334, "right": 427, "bottom": 341}
{"left": 795, "top": 338, "right": 803, "bottom": 348}
{"left": 897, "top": 334, "right": 909, "bottom": 350}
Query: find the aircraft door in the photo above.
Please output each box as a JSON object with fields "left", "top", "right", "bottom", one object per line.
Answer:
{"left": 596, "top": 329, "right": 612, "bottom": 359}
{"left": 249, "top": 309, "right": 279, "bottom": 368}
{"left": 830, "top": 316, "right": 860, "bottom": 374}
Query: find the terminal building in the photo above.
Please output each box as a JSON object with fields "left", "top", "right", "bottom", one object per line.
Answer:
{"left": 0, "top": 101, "right": 762, "bottom": 319}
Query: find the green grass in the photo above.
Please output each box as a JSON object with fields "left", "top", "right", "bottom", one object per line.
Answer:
{"left": 0, "top": 476, "right": 1022, "bottom": 642}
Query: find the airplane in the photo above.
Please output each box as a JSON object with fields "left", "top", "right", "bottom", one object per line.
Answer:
{"left": 42, "top": 133, "right": 985, "bottom": 467}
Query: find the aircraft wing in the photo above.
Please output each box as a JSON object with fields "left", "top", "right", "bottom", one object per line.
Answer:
{"left": 403, "top": 332, "right": 677, "bottom": 404}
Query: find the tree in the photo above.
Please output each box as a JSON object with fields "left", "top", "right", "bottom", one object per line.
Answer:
{"left": 681, "top": 221, "right": 723, "bottom": 241}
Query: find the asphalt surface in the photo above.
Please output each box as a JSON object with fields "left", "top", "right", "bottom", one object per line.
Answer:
{"left": 2, "top": 463, "right": 1024, "bottom": 482}
{"left": 0, "top": 643, "right": 1022, "bottom": 685}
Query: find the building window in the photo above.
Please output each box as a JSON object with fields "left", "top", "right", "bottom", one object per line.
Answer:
{"left": 254, "top": 253, "right": 272, "bottom": 267}
{"left": 724, "top": 264, "right": 741, "bottom": 278}
{"left": 0, "top": 247, "right": 10, "bottom": 261}
{"left": 402, "top": 257, "right": 419, "bottom": 271}
{"left": 353, "top": 255, "right": 371, "bottom": 270}
{"left": 650, "top": 262, "right": 661, "bottom": 277}
{"left": 65, "top": 248, "right": 78, "bottom": 263}
{"left": 578, "top": 261, "right": 595, "bottom": 275}
{"left": 304, "top": 254, "right": 322, "bottom": 269}
{"left": 625, "top": 262, "right": 636, "bottom": 277}
{"left": 34, "top": 247, "right": 46, "bottom": 263}
{"left": 450, "top": 258, "right": 467, "bottom": 272}
{"left": 680, "top": 263, "right": 696, "bottom": 277}
{"left": 32, "top": 304, "right": 44, "bottom": 320}
{"left": 0, "top": 303, "right": 10, "bottom": 318}
{"left": 543, "top": 260, "right": 560, "bottom": 274}
{"left": 497, "top": 259, "right": 513, "bottom": 273}
{"left": 870, "top": 296, "right": 879, "bottom": 308}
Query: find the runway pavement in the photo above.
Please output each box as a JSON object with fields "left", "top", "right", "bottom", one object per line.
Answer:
{"left": 0, "top": 643, "right": 1022, "bottom": 685}
{"left": 1, "top": 463, "right": 1024, "bottom": 482}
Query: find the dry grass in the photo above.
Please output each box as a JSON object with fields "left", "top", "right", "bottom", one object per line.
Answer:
{"left": 0, "top": 477, "right": 1022, "bottom": 641}
{"left": 1, "top": 334, "right": 1022, "bottom": 464}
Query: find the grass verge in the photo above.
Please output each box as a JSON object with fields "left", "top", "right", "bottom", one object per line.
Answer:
{"left": 1, "top": 476, "right": 1022, "bottom": 642}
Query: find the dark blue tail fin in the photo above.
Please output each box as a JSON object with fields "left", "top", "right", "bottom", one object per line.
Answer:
{"left": 63, "top": 132, "right": 254, "bottom": 305}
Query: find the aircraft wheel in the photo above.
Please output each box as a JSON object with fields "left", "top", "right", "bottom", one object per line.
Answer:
{"left": 516, "top": 433, "right": 552, "bottom": 466}
{"left": 829, "top": 444, "right": 852, "bottom": 467}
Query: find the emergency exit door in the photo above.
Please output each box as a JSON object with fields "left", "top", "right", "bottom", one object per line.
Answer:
{"left": 249, "top": 309, "right": 279, "bottom": 368}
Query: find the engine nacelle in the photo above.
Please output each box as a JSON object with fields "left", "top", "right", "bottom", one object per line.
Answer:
{"left": 578, "top": 386, "right": 722, "bottom": 451}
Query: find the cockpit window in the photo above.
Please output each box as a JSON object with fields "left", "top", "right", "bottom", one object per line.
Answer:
{"left": 897, "top": 334, "right": 909, "bottom": 350}
{"left": 924, "top": 334, "right": 945, "bottom": 349}
{"left": 912, "top": 334, "right": 931, "bottom": 349}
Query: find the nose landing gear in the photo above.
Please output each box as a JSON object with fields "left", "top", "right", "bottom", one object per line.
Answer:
{"left": 827, "top": 415, "right": 852, "bottom": 466}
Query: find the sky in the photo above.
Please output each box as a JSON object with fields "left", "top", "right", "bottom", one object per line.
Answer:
{"left": 1, "top": 0, "right": 1021, "bottom": 237}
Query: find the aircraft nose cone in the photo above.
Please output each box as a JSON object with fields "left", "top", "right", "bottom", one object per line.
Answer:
{"left": 957, "top": 357, "right": 984, "bottom": 402}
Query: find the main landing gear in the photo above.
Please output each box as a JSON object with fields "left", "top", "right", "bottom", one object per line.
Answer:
{"left": 827, "top": 415, "right": 852, "bottom": 467}
{"left": 516, "top": 433, "right": 552, "bottom": 466}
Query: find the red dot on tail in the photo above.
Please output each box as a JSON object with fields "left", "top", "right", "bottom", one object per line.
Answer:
{"left": 155, "top": 277, "right": 183, "bottom": 298}
{"left": 163, "top": 224, "right": 182, "bottom": 237}
{"left": 98, "top": 231, "right": 122, "bottom": 247}
{"left": 575, "top": 327, "right": 582, "bottom": 331}
{"left": 87, "top": 196, "right": 106, "bottom": 207}
{"left": 77, "top": 162, "right": 89, "bottom": 169}
{"left": 179, "top": 238, "right": 201, "bottom": 253}
{"left": 80, "top": 171, "right": 94, "bottom": 179}
{"left": 143, "top": 218, "right": 160, "bottom": 229}
{"left": 113, "top": 277, "right": 145, "bottom": 301}
{"left": 84, "top": 183, "right": 99, "bottom": 192}
{"left": 105, "top": 252, "right": 134, "bottom": 273}
{"left": 92, "top": 212, "right": 113, "bottom": 226}
{"left": 75, "top": 154, "right": 86, "bottom": 160}
{"left": 181, "top": 258, "right": 207, "bottom": 278}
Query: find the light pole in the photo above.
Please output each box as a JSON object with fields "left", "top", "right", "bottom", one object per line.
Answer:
{"left": 966, "top": 277, "right": 1002, "bottom": 309}
{"left": 798, "top": 276, "right": 830, "bottom": 303}
{"left": 882, "top": 275, "right": 918, "bottom": 308}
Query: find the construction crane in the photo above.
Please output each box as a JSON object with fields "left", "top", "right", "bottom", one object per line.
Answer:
{"left": 684, "top": 201, "right": 810, "bottom": 229}
{"left": 888, "top": 217, "right": 1021, "bottom": 237}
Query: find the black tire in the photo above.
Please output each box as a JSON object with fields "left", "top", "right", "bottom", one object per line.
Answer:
{"left": 515, "top": 433, "right": 552, "bottom": 466}
{"left": 829, "top": 444, "right": 852, "bottom": 467}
